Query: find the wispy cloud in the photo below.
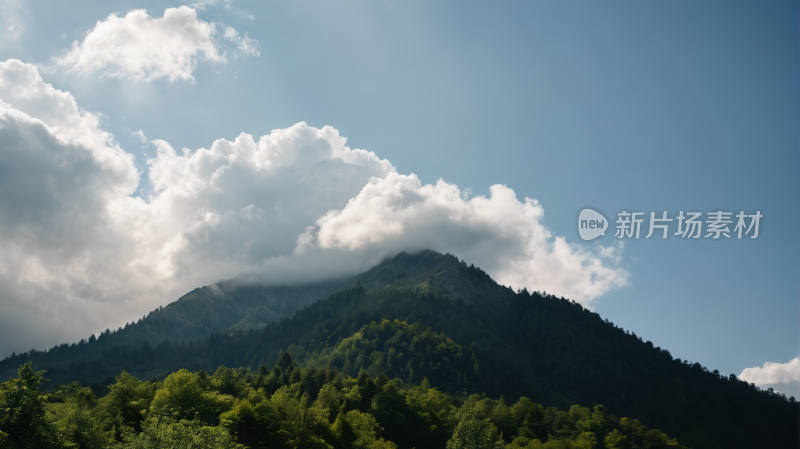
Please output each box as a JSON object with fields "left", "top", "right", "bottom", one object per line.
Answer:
{"left": 224, "top": 27, "right": 260, "bottom": 58}
{"left": 188, "top": 0, "right": 232, "bottom": 11}
{"left": 187, "top": 0, "right": 254, "bottom": 20}
{"left": 126, "top": 126, "right": 148, "bottom": 145}
{"left": 1, "top": 0, "right": 25, "bottom": 43}
{"left": 597, "top": 241, "right": 625, "bottom": 265}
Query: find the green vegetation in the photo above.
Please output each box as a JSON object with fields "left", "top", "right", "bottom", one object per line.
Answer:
{"left": 0, "top": 251, "right": 796, "bottom": 448}
{"left": 1, "top": 358, "right": 686, "bottom": 449}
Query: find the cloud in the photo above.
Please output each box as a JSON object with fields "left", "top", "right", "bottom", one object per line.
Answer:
{"left": 224, "top": 27, "right": 260, "bottom": 58}
{"left": 294, "top": 173, "right": 628, "bottom": 305}
{"left": 187, "top": 0, "right": 254, "bottom": 20}
{"left": 597, "top": 241, "right": 625, "bottom": 265}
{"left": 1, "top": 0, "right": 24, "bottom": 43}
{"left": 0, "top": 59, "right": 141, "bottom": 354}
{"left": 189, "top": 0, "right": 233, "bottom": 11}
{"left": 0, "top": 60, "right": 393, "bottom": 356}
{"left": 55, "top": 7, "right": 258, "bottom": 82}
{"left": 0, "top": 60, "right": 626, "bottom": 357}
{"left": 739, "top": 358, "right": 800, "bottom": 399}
{"left": 126, "top": 127, "right": 148, "bottom": 145}
{"left": 6, "top": 23, "right": 22, "bottom": 41}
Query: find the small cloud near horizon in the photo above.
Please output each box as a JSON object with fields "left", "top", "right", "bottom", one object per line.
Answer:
{"left": 740, "top": 358, "right": 800, "bottom": 399}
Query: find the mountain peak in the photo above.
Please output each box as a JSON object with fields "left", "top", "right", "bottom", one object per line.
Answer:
{"left": 44, "top": 250, "right": 512, "bottom": 353}
{"left": 355, "top": 249, "right": 516, "bottom": 302}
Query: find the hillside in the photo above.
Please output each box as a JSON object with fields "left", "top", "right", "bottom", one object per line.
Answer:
{"left": 0, "top": 250, "right": 499, "bottom": 374}
{"left": 0, "top": 250, "right": 796, "bottom": 448}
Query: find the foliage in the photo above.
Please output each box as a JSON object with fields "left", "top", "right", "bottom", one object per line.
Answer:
{"left": 446, "top": 402, "right": 504, "bottom": 449}
{"left": 0, "top": 362, "right": 63, "bottom": 449}
{"left": 0, "top": 351, "right": 689, "bottom": 449}
{"left": 150, "top": 369, "right": 234, "bottom": 424}
{"left": 97, "top": 371, "right": 158, "bottom": 437}
{"left": 0, "top": 257, "right": 796, "bottom": 448}
{"left": 114, "top": 416, "right": 244, "bottom": 449}
{"left": 47, "top": 382, "right": 115, "bottom": 448}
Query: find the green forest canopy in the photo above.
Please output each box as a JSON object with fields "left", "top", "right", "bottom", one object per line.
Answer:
{"left": 0, "top": 354, "right": 687, "bottom": 449}
{"left": 1, "top": 283, "right": 796, "bottom": 448}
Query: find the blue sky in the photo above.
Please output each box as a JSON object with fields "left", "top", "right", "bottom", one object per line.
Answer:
{"left": 0, "top": 1, "right": 797, "bottom": 395}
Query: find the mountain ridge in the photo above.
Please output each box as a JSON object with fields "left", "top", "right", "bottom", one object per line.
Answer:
{"left": 0, "top": 249, "right": 507, "bottom": 368}
{"left": 92, "top": 249, "right": 510, "bottom": 350}
{"left": 1, "top": 249, "right": 796, "bottom": 448}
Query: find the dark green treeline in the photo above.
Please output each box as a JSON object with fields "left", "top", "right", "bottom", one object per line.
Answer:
{"left": 1, "top": 286, "right": 796, "bottom": 448}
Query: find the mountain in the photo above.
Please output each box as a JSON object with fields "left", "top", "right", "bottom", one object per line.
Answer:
{"left": 88, "top": 277, "right": 355, "bottom": 349}
{"left": 356, "top": 250, "right": 516, "bottom": 302}
{"left": 0, "top": 250, "right": 494, "bottom": 381}
{"left": 58, "top": 249, "right": 507, "bottom": 351}
{"left": 1, "top": 250, "right": 796, "bottom": 448}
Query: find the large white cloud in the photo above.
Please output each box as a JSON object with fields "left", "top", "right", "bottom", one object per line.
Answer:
{"left": 0, "top": 60, "right": 627, "bottom": 357}
{"left": 0, "top": 59, "right": 141, "bottom": 355}
{"left": 740, "top": 358, "right": 800, "bottom": 399}
{"left": 0, "top": 59, "right": 391, "bottom": 355}
{"left": 293, "top": 173, "right": 628, "bottom": 303}
{"left": 55, "top": 7, "right": 257, "bottom": 82}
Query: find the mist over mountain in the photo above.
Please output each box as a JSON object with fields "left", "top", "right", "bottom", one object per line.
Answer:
{"left": 8, "top": 250, "right": 507, "bottom": 353}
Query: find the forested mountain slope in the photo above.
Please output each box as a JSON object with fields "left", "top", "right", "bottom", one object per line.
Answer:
{"left": 356, "top": 250, "right": 516, "bottom": 302}
{"left": 0, "top": 250, "right": 499, "bottom": 377}
{"left": 1, "top": 250, "right": 796, "bottom": 448}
